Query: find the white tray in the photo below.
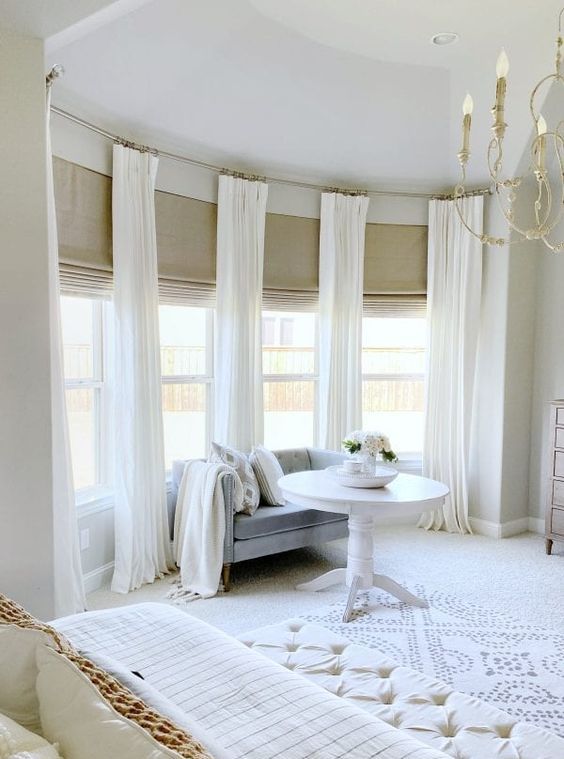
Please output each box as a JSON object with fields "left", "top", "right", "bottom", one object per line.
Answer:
{"left": 325, "top": 464, "right": 398, "bottom": 489}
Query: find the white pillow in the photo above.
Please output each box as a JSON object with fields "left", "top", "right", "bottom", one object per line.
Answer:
{"left": 0, "top": 625, "right": 55, "bottom": 732}
{"left": 0, "top": 711, "right": 62, "bottom": 758}
{"left": 82, "top": 650, "right": 233, "bottom": 759}
{"left": 35, "top": 645, "right": 211, "bottom": 759}
{"left": 249, "top": 445, "right": 285, "bottom": 506}
{"left": 209, "top": 442, "right": 260, "bottom": 515}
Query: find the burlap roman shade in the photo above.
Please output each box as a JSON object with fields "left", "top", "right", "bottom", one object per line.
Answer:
{"left": 54, "top": 158, "right": 427, "bottom": 312}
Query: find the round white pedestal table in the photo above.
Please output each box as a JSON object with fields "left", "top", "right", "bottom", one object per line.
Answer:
{"left": 278, "top": 470, "right": 449, "bottom": 622}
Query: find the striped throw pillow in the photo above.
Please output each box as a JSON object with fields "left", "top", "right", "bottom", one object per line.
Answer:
{"left": 250, "top": 445, "right": 286, "bottom": 506}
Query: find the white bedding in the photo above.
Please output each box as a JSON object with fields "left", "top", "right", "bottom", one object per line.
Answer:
{"left": 53, "top": 603, "right": 448, "bottom": 759}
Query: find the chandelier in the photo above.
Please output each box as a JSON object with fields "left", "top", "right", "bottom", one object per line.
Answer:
{"left": 454, "top": 8, "right": 564, "bottom": 251}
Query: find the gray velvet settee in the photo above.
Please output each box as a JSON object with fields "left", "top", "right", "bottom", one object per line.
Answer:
{"left": 171, "top": 447, "right": 348, "bottom": 589}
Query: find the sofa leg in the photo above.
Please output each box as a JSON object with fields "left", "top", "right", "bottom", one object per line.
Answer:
{"left": 222, "top": 563, "right": 232, "bottom": 592}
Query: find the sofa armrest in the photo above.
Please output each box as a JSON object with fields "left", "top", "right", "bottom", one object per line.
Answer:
{"left": 222, "top": 474, "right": 236, "bottom": 564}
{"left": 307, "top": 447, "right": 346, "bottom": 470}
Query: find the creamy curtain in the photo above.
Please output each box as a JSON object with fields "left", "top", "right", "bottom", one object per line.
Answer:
{"left": 111, "top": 144, "right": 173, "bottom": 593}
{"left": 421, "top": 196, "right": 483, "bottom": 533}
{"left": 318, "top": 192, "right": 370, "bottom": 450}
{"left": 214, "top": 174, "right": 268, "bottom": 451}
{"left": 46, "top": 85, "right": 86, "bottom": 616}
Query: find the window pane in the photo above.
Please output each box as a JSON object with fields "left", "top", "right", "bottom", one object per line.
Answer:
{"left": 160, "top": 306, "right": 207, "bottom": 376}
{"left": 362, "top": 379, "right": 424, "bottom": 452}
{"left": 264, "top": 380, "right": 314, "bottom": 449}
{"left": 61, "top": 296, "right": 95, "bottom": 379}
{"left": 262, "top": 311, "right": 315, "bottom": 375}
{"left": 162, "top": 383, "right": 207, "bottom": 466}
{"left": 66, "top": 388, "right": 97, "bottom": 489}
{"left": 362, "top": 317, "right": 426, "bottom": 453}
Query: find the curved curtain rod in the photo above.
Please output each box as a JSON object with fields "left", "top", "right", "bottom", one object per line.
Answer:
{"left": 50, "top": 104, "right": 490, "bottom": 200}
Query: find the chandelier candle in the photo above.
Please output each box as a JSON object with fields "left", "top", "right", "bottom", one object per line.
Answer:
{"left": 459, "top": 94, "right": 473, "bottom": 165}
{"left": 537, "top": 114, "right": 547, "bottom": 172}
{"left": 493, "top": 49, "right": 509, "bottom": 137}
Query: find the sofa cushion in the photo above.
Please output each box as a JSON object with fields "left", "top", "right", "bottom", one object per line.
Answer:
{"left": 273, "top": 447, "right": 311, "bottom": 475}
{"left": 234, "top": 501, "right": 347, "bottom": 540}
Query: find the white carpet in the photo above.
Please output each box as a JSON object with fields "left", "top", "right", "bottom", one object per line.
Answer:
{"left": 301, "top": 585, "right": 564, "bottom": 736}
{"left": 87, "top": 527, "right": 564, "bottom": 636}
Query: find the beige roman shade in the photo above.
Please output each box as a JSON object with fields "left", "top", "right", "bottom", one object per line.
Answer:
{"left": 54, "top": 158, "right": 427, "bottom": 314}
{"left": 363, "top": 223, "right": 428, "bottom": 317}
{"left": 154, "top": 191, "right": 216, "bottom": 307}
{"left": 54, "top": 157, "right": 113, "bottom": 296}
{"left": 263, "top": 213, "right": 319, "bottom": 311}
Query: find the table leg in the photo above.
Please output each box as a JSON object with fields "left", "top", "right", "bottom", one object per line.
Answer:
{"left": 296, "top": 567, "right": 346, "bottom": 592}
{"left": 342, "top": 574, "right": 362, "bottom": 623}
{"left": 372, "top": 573, "right": 428, "bottom": 608}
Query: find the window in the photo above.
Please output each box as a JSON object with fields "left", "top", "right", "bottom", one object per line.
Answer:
{"left": 160, "top": 305, "right": 213, "bottom": 468}
{"left": 262, "top": 311, "right": 317, "bottom": 449}
{"left": 362, "top": 317, "right": 426, "bottom": 454}
{"left": 61, "top": 296, "right": 107, "bottom": 492}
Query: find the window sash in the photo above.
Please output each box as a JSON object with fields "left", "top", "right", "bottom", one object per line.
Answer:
{"left": 159, "top": 306, "right": 214, "bottom": 464}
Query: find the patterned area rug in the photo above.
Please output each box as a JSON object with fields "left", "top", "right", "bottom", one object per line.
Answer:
{"left": 302, "top": 584, "right": 564, "bottom": 736}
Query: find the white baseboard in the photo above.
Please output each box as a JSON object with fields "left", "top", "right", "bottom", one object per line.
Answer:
{"left": 528, "top": 517, "right": 544, "bottom": 535}
{"left": 469, "top": 516, "right": 542, "bottom": 539}
{"left": 83, "top": 561, "right": 114, "bottom": 595}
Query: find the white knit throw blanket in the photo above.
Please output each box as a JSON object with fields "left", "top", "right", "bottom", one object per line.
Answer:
{"left": 167, "top": 460, "right": 242, "bottom": 602}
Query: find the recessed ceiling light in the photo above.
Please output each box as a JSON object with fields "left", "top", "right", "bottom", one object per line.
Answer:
{"left": 431, "top": 32, "right": 459, "bottom": 46}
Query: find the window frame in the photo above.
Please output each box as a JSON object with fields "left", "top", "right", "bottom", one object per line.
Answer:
{"left": 262, "top": 311, "right": 319, "bottom": 448}
{"left": 62, "top": 295, "right": 111, "bottom": 501}
{"left": 160, "top": 305, "right": 214, "bottom": 469}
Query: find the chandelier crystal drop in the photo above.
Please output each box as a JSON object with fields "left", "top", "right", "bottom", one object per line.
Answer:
{"left": 454, "top": 8, "right": 564, "bottom": 252}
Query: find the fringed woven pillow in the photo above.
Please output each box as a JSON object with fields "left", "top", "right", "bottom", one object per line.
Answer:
{"left": 0, "top": 595, "right": 216, "bottom": 759}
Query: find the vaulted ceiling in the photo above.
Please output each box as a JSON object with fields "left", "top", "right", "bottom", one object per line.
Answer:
{"left": 2, "top": 0, "right": 562, "bottom": 193}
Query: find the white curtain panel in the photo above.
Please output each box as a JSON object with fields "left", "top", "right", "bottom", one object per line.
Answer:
{"left": 421, "top": 196, "right": 483, "bottom": 533}
{"left": 214, "top": 174, "right": 268, "bottom": 452}
{"left": 111, "top": 144, "right": 173, "bottom": 593}
{"left": 46, "top": 86, "right": 87, "bottom": 616}
{"left": 318, "top": 192, "right": 369, "bottom": 450}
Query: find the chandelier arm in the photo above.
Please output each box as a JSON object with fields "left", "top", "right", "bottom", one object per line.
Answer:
{"left": 529, "top": 73, "right": 561, "bottom": 124}
{"left": 533, "top": 131, "right": 564, "bottom": 241}
{"left": 539, "top": 132, "right": 564, "bottom": 245}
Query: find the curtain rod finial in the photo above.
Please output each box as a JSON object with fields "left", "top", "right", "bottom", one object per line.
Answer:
{"left": 46, "top": 64, "right": 65, "bottom": 87}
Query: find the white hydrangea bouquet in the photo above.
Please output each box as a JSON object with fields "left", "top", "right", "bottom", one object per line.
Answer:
{"left": 342, "top": 430, "right": 398, "bottom": 464}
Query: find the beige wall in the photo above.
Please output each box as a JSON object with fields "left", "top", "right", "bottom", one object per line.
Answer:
{"left": 0, "top": 29, "right": 57, "bottom": 618}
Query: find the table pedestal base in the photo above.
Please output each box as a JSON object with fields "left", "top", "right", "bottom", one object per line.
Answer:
{"left": 296, "top": 513, "right": 428, "bottom": 622}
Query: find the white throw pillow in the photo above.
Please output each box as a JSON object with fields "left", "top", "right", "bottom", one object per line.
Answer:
{"left": 35, "top": 645, "right": 210, "bottom": 759}
{"left": 82, "top": 650, "right": 233, "bottom": 759}
{"left": 0, "top": 711, "right": 62, "bottom": 758}
{"left": 209, "top": 442, "right": 260, "bottom": 515}
{"left": 0, "top": 625, "right": 55, "bottom": 733}
{"left": 249, "top": 445, "right": 285, "bottom": 506}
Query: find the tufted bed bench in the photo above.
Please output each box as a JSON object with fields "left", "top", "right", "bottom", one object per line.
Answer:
{"left": 238, "top": 618, "right": 564, "bottom": 759}
{"left": 51, "top": 602, "right": 564, "bottom": 759}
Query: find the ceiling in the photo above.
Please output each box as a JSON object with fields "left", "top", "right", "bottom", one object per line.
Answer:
{"left": 2, "top": 0, "right": 563, "bottom": 192}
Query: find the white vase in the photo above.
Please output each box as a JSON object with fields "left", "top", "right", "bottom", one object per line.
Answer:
{"left": 360, "top": 453, "right": 378, "bottom": 475}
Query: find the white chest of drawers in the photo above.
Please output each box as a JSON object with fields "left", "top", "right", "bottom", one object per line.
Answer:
{"left": 546, "top": 399, "right": 564, "bottom": 554}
